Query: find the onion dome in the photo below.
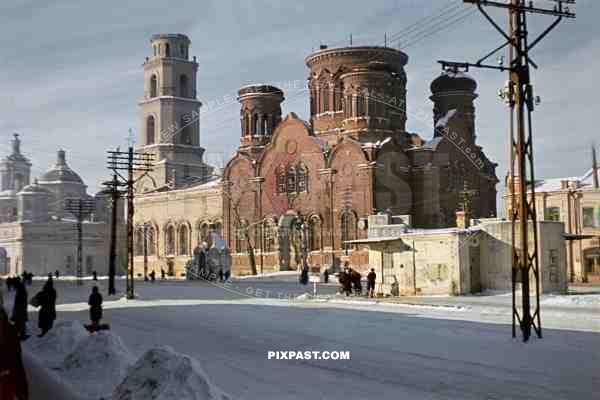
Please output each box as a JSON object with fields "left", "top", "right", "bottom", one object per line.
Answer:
{"left": 430, "top": 70, "right": 477, "bottom": 94}
{"left": 39, "top": 149, "right": 84, "bottom": 184}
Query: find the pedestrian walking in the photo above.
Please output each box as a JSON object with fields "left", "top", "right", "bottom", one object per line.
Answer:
{"left": 35, "top": 277, "right": 56, "bottom": 337}
{"left": 149, "top": 270, "right": 156, "bottom": 282}
{"left": 88, "top": 286, "right": 103, "bottom": 327}
{"left": 367, "top": 268, "right": 376, "bottom": 298}
{"left": 10, "top": 280, "right": 28, "bottom": 340}
{"left": 323, "top": 268, "right": 329, "bottom": 284}
{"left": 161, "top": 268, "right": 166, "bottom": 280}
{"left": 92, "top": 270, "right": 98, "bottom": 281}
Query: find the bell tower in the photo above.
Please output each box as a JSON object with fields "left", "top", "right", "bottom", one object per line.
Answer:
{"left": 138, "top": 34, "right": 211, "bottom": 188}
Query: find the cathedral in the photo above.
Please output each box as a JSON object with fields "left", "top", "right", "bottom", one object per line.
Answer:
{"left": 0, "top": 134, "right": 126, "bottom": 277}
{"left": 223, "top": 45, "right": 498, "bottom": 275}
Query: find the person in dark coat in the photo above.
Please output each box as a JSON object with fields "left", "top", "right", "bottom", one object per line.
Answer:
{"left": 323, "top": 268, "right": 329, "bottom": 284}
{"left": 55, "top": 270, "right": 60, "bottom": 279}
{"left": 351, "top": 269, "right": 362, "bottom": 296}
{"left": 149, "top": 270, "right": 156, "bottom": 282}
{"left": 92, "top": 270, "right": 98, "bottom": 281}
{"left": 10, "top": 279, "right": 28, "bottom": 340}
{"left": 161, "top": 269, "right": 166, "bottom": 280}
{"left": 0, "top": 307, "right": 29, "bottom": 400}
{"left": 88, "top": 286, "right": 103, "bottom": 326}
{"left": 36, "top": 278, "right": 57, "bottom": 337}
{"left": 367, "top": 268, "right": 377, "bottom": 298}
{"left": 340, "top": 264, "right": 352, "bottom": 296}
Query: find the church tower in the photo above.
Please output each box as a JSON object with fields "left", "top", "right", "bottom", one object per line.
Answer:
{"left": 138, "top": 34, "right": 211, "bottom": 189}
{"left": 0, "top": 134, "right": 31, "bottom": 193}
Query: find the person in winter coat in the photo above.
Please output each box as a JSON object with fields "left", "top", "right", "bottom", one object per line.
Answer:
{"left": 149, "top": 270, "right": 156, "bottom": 282}
{"left": 36, "top": 278, "right": 57, "bottom": 337}
{"left": 367, "top": 268, "right": 377, "bottom": 298}
{"left": 88, "top": 286, "right": 103, "bottom": 326}
{"left": 323, "top": 268, "right": 329, "bottom": 284}
{"left": 0, "top": 307, "right": 29, "bottom": 400}
{"left": 351, "top": 269, "right": 362, "bottom": 296}
{"left": 10, "top": 280, "right": 28, "bottom": 340}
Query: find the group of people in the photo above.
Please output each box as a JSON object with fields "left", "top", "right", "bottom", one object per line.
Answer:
{"left": 338, "top": 262, "right": 377, "bottom": 298}
{"left": 8, "top": 275, "right": 57, "bottom": 341}
{"left": 5, "top": 272, "right": 34, "bottom": 289}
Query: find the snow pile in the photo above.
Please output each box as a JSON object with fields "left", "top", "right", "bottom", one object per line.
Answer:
{"left": 26, "top": 321, "right": 88, "bottom": 368}
{"left": 233, "top": 270, "right": 299, "bottom": 281}
{"left": 113, "top": 347, "right": 230, "bottom": 400}
{"left": 62, "top": 331, "right": 135, "bottom": 399}
{"left": 22, "top": 352, "right": 82, "bottom": 400}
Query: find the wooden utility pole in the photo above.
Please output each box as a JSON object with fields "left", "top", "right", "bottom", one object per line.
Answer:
{"left": 102, "top": 172, "right": 125, "bottom": 296}
{"left": 439, "top": 0, "right": 575, "bottom": 341}
{"left": 65, "top": 198, "right": 95, "bottom": 286}
{"left": 107, "top": 147, "right": 153, "bottom": 299}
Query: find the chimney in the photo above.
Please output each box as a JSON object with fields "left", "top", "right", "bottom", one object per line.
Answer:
{"left": 592, "top": 145, "right": 599, "bottom": 189}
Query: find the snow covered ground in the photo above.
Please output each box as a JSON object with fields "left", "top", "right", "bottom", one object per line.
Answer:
{"left": 2, "top": 279, "right": 599, "bottom": 399}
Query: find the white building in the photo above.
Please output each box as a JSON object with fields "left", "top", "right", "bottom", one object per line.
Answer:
{"left": 0, "top": 134, "right": 126, "bottom": 277}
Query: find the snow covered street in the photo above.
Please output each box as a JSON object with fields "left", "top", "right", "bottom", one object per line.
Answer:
{"left": 3, "top": 279, "right": 599, "bottom": 399}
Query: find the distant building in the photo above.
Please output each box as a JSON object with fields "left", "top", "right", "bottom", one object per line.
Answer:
{"left": 0, "top": 134, "right": 126, "bottom": 277}
{"left": 223, "top": 45, "right": 498, "bottom": 276}
{"left": 132, "top": 34, "right": 222, "bottom": 279}
{"left": 504, "top": 150, "right": 600, "bottom": 283}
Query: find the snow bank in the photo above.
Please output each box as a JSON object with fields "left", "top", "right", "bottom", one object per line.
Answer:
{"left": 22, "top": 352, "right": 82, "bottom": 400}
{"left": 113, "top": 347, "right": 230, "bottom": 400}
{"left": 62, "top": 331, "right": 135, "bottom": 399}
{"left": 232, "top": 270, "right": 298, "bottom": 281}
{"left": 25, "top": 320, "right": 88, "bottom": 368}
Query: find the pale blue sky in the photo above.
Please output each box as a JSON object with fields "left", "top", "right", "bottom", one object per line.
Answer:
{"left": 0, "top": 0, "right": 597, "bottom": 194}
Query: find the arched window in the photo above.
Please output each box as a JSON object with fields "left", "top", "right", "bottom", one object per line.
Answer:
{"left": 135, "top": 228, "right": 144, "bottom": 256}
{"left": 341, "top": 212, "right": 357, "bottom": 252}
{"left": 262, "top": 114, "right": 269, "bottom": 136}
{"left": 179, "top": 225, "right": 189, "bottom": 255}
{"left": 165, "top": 225, "right": 175, "bottom": 255}
{"left": 179, "top": 75, "right": 188, "bottom": 98}
{"left": 150, "top": 75, "right": 158, "bottom": 98}
{"left": 344, "top": 94, "right": 353, "bottom": 117}
{"left": 180, "top": 117, "right": 192, "bottom": 144}
{"left": 264, "top": 219, "right": 276, "bottom": 252}
{"left": 286, "top": 166, "right": 296, "bottom": 194}
{"left": 276, "top": 166, "right": 286, "bottom": 194}
{"left": 146, "top": 226, "right": 156, "bottom": 255}
{"left": 199, "top": 223, "right": 210, "bottom": 245}
{"left": 322, "top": 85, "right": 330, "bottom": 112}
{"left": 252, "top": 114, "right": 259, "bottom": 135}
{"left": 146, "top": 115, "right": 155, "bottom": 145}
{"left": 356, "top": 93, "right": 366, "bottom": 116}
{"left": 165, "top": 43, "right": 170, "bottom": 57}
{"left": 333, "top": 82, "right": 342, "bottom": 111}
{"left": 211, "top": 222, "right": 222, "bottom": 240}
{"left": 297, "top": 164, "right": 307, "bottom": 193}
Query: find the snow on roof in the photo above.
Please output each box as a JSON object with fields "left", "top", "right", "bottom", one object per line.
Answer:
{"left": 435, "top": 109, "right": 457, "bottom": 128}
{"left": 533, "top": 168, "right": 600, "bottom": 193}
{"left": 442, "top": 70, "right": 475, "bottom": 81}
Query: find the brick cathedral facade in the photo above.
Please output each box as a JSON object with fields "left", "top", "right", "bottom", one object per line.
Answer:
{"left": 224, "top": 46, "right": 498, "bottom": 275}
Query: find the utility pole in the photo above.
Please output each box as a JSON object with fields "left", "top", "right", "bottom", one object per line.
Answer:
{"left": 107, "top": 146, "right": 154, "bottom": 299}
{"left": 64, "top": 198, "right": 95, "bottom": 286}
{"left": 102, "top": 172, "right": 126, "bottom": 296}
{"left": 439, "top": 0, "right": 575, "bottom": 341}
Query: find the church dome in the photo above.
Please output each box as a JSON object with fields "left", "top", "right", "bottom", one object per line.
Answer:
{"left": 18, "top": 179, "right": 52, "bottom": 195}
{"left": 39, "top": 150, "right": 84, "bottom": 184}
{"left": 431, "top": 70, "right": 477, "bottom": 94}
